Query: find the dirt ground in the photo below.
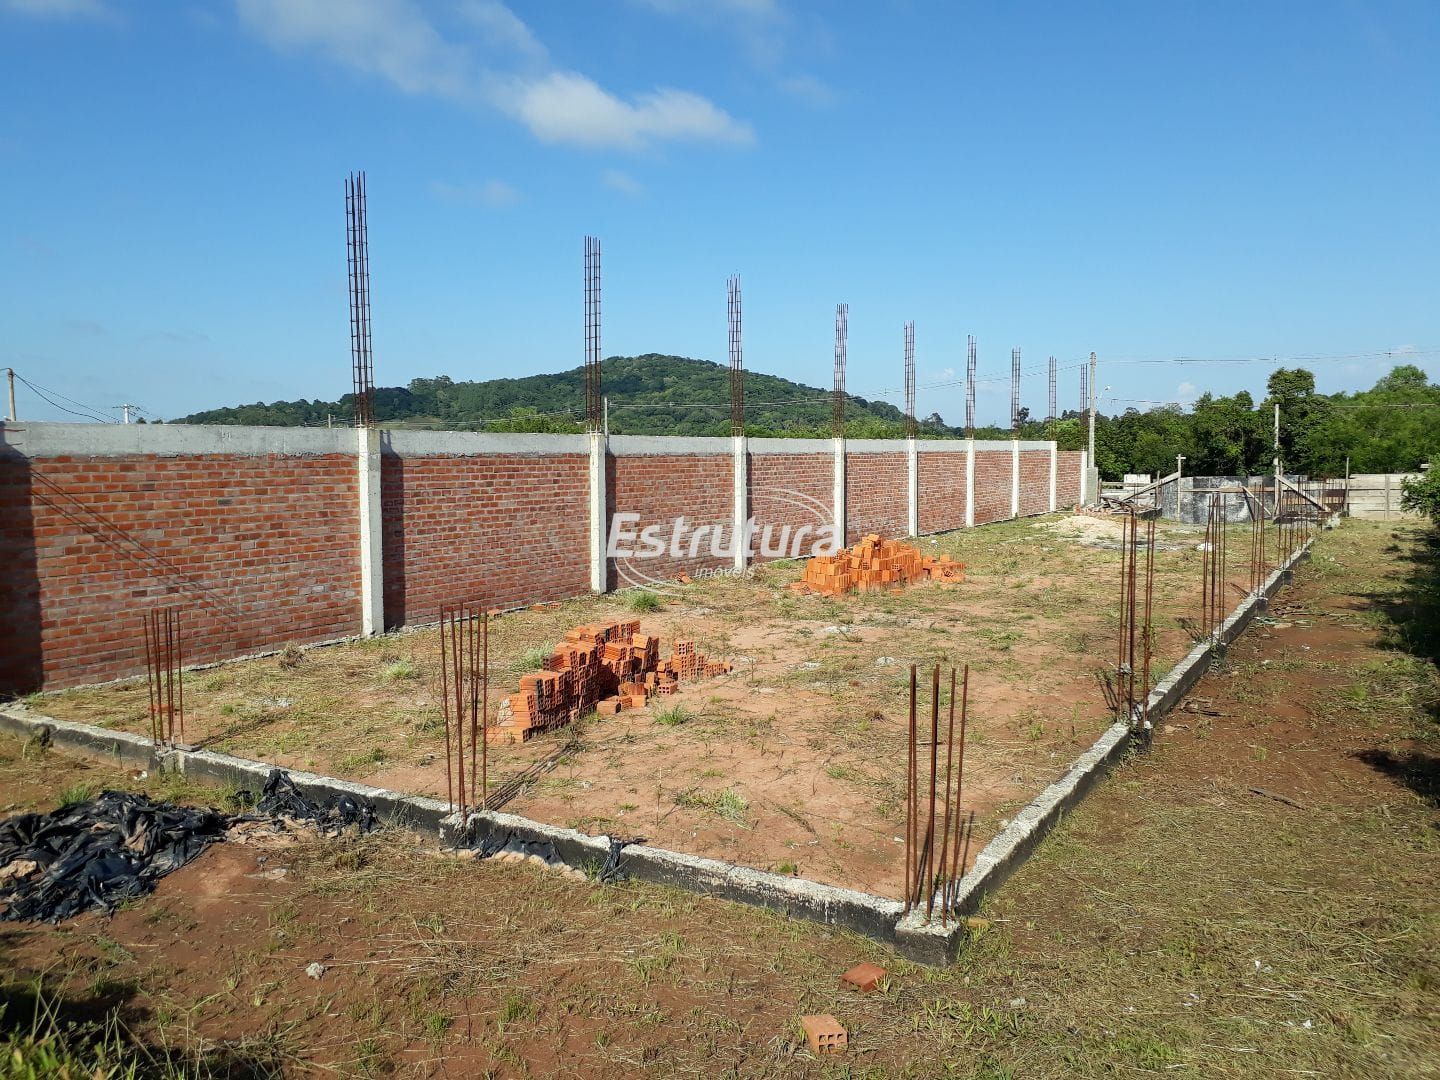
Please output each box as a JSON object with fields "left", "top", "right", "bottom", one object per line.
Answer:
{"left": 2, "top": 519, "right": 1437, "bottom": 1077}
{"left": 32, "top": 514, "right": 1293, "bottom": 897}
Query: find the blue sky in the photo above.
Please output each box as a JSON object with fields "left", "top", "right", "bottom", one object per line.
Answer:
{"left": 2, "top": 0, "right": 1437, "bottom": 427}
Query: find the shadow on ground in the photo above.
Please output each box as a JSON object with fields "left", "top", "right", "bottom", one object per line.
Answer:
{"left": 0, "top": 971, "right": 287, "bottom": 1079}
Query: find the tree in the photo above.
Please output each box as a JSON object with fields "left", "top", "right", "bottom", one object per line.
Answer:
{"left": 1401, "top": 469, "right": 1440, "bottom": 525}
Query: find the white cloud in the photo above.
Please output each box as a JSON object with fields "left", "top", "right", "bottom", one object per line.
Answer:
{"left": 429, "top": 178, "right": 521, "bottom": 208}
{"left": 3, "top": 0, "right": 108, "bottom": 16}
{"left": 779, "top": 73, "right": 834, "bottom": 106}
{"left": 234, "top": 0, "right": 753, "bottom": 151}
{"left": 235, "top": 0, "right": 469, "bottom": 97}
{"left": 458, "top": 0, "right": 545, "bottom": 64}
{"left": 501, "top": 72, "right": 753, "bottom": 149}
{"left": 1176, "top": 381, "right": 1198, "bottom": 402}
{"left": 601, "top": 168, "right": 644, "bottom": 196}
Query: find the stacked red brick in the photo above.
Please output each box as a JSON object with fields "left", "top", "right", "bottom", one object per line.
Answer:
{"left": 793, "top": 535, "right": 966, "bottom": 596}
{"left": 491, "top": 621, "right": 731, "bottom": 742}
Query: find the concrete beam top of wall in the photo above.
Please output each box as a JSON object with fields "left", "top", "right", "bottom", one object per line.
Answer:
{"left": 747, "top": 438, "right": 838, "bottom": 455}
{"left": 607, "top": 435, "right": 733, "bottom": 456}
{"left": 913, "top": 440, "right": 972, "bottom": 454}
{"left": 1016, "top": 441, "right": 1054, "bottom": 452}
{"left": 383, "top": 429, "right": 589, "bottom": 457}
{"left": 0, "top": 421, "right": 353, "bottom": 459}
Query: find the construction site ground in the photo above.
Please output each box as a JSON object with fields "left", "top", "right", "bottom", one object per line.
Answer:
{"left": 2, "top": 519, "right": 1436, "bottom": 1077}
{"left": 37, "top": 514, "right": 1278, "bottom": 898}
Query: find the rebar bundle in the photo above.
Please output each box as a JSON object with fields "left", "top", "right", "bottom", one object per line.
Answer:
{"left": 833, "top": 303, "right": 848, "bottom": 437}
{"left": 728, "top": 275, "right": 743, "bottom": 437}
{"left": 345, "top": 171, "right": 375, "bottom": 428}
{"left": 903, "top": 321, "right": 916, "bottom": 438}
{"left": 142, "top": 606, "right": 184, "bottom": 746}
{"left": 1115, "top": 509, "right": 1156, "bottom": 727}
{"left": 904, "top": 663, "right": 974, "bottom": 923}
{"left": 1010, "top": 347, "right": 1021, "bottom": 433}
{"left": 1201, "top": 493, "right": 1231, "bottom": 642}
{"left": 584, "top": 237, "right": 602, "bottom": 432}
{"left": 965, "top": 335, "right": 976, "bottom": 438}
{"left": 1047, "top": 356, "right": 1057, "bottom": 441}
{"left": 439, "top": 602, "right": 489, "bottom": 815}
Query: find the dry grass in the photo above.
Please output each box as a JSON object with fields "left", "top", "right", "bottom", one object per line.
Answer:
{"left": 1, "top": 521, "right": 1437, "bottom": 1076}
{"left": 23, "top": 513, "right": 1278, "bottom": 899}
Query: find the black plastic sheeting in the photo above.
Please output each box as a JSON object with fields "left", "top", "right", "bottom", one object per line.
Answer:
{"left": 241, "top": 769, "right": 378, "bottom": 836}
{"left": 0, "top": 792, "right": 227, "bottom": 923}
{"left": 474, "top": 830, "right": 640, "bottom": 883}
{"left": 0, "top": 769, "right": 377, "bottom": 924}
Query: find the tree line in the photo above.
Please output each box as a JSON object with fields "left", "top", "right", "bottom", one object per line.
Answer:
{"left": 173, "top": 356, "right": 1437, "bottom": 480}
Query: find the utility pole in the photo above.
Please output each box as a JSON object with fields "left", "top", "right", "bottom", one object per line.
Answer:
{"left": 116, "top": 403, "right": 138, "bottom": 424}
{"left": 4, "top": 368, "right": 14, "bottom": 422}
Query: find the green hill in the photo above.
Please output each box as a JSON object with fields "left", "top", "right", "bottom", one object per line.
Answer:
{"left": 173, "top": 354, "right": 964, "bottom": 438}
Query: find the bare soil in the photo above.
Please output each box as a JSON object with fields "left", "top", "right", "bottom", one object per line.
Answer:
{"left": 2, "top": 519, "right": 1437, "bottom": 1077}
{"left": 32, "top": 514, "right": 1268, "bottom": 898}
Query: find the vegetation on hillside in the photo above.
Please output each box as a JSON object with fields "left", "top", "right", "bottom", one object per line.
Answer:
{"left": 174, "top": 356, "right": 1440, "bottom": 480}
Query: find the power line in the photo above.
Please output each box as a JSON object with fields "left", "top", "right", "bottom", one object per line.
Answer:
{"left": 13, "top": 373, "right": 115, "bottom": 423}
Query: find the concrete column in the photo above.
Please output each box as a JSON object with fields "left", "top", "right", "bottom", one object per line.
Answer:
{"left": 964, "top": 439, "right": 976, "bottom": 528}
{"left": 905, "top": 437, "right": 919, "bottom": 537}
{"left": 732, "top": 434, "right": 749, "bottom": 571}
{"left": 833, "top": 437, "right": 847, "bottom": 546}
{"left": 1048, "top": 441, "right": 1058, "bottom": 512}
{"left": 1010, "top": 440, "right": 1021, "bottom": 519}
{"left": 588, "top": 430, "right": 608, "bottom": 593}
{"left": 357, "top": 426, "right": 384, "bottom": 636}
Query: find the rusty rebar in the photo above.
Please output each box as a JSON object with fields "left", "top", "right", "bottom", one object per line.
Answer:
{"left": 345, "top": 171, "right": 375, "bottom": 428}
{"left": 937, "top": 666, "right": 957, "bottom": 925}
{"left": 924, "top": 664, "right": 940, "bottom": 918}
{"left": 944, "top": 663, "right": 969, "bottom": 916}
{"left": 439, "top": 602, "right": 488, "bottom": 817}
{"left": 905, "top": 663, "right": 917, "bottom": 914}
{"left": 142, "top": 606, "right": 184, "bottom": 746}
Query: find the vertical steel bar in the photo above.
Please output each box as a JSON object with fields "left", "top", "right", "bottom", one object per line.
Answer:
{"left": 947, "top": 666, "right": 970, "bottom": 912}
{"left": 924, "top": 664, "right": 940, "bottom": 918}
{"left": 937, "top": 666, "right": 957, "bottom": 924}
{"left": 439, "top": 606, "right": 454, "bottom": 812}
{"left": 481, "top": 609, "right": 489, "bottom": 811}
{"left": 904, "top": 664, "right": 917, "bottom": 912}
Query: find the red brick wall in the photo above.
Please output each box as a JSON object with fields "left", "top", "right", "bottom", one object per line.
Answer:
{"left": 1056, "top": 450, "right": 1083, "bottom": 506}
{"left": 972, "top": 450, "right": 1014, "bottom": 524}
{"left": 918, "top": 452, "right": 968, "bottom": 534}
{"left": 845, "top": 453, "right": 908, "bottom": 543}
{"left": 1018, "top": 451, "right": 1051, "bottom": 516}
{"left": 609, "top": 454, "right": 732, "bottom": 582}
{"left": 382, "top": 453, "right": 589, "bottom": 625}
{"left": 749, "top": 453, "right": 834, "bottom": 561}
{"left": 0, "top": 453, "right": 359, "bottom": 694}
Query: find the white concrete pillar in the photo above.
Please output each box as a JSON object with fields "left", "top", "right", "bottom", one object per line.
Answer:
{"left": 357, "top": 426, "right": 384, "bottom": 636}
{"left": 906, "top": 437, "right": 919, "bottom": 537}
{"left": 964, "top": 439, "right": 976, "bottom": 528}
{"left": 833, "top": 437, "right": 847, "bottom": 545}
{"left": 1048, "top": 441, "right": 1058, "bottom": 512}
{"left": 588, "top": 430, "right": 607, "bottom": 593}
{"left": 1010, "top": 439, "right": 1021, "bottom": 519}
{"left": 1079, "top": 449, "right": 1091, "bottom": 505}
{"left": 732, "top": 434, "right": 749, "bottom": 571}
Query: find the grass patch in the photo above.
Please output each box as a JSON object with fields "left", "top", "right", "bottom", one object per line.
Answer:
{"left": 378, "top": 658, "right": 417, "bottom": 681}
{"left": 57, "top": 782, "right": 95, "bottom": 808}
{"left": 627, "top": 590, "right": 663, "bottom": 613}
{"left": 674, "top": 787, "right": 749, "bottom": 824}
{"left": 653, "top": 704, "right": 692, "bottom": 727}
